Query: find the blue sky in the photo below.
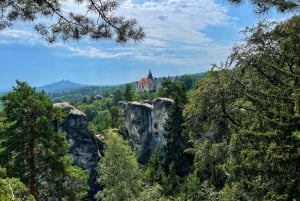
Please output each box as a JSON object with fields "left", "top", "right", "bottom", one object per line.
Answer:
{"left": 0, "top": 0, "right": 292, "bottom": 90}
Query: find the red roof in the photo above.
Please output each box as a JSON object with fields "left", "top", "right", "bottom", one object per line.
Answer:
{"left": 137, "top": 77, "right": 155, "bottom": 85}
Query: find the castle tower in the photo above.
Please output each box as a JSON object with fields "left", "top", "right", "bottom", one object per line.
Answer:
{"left": 148, "top": 70, "right": 153, "bottom": 79}
{"left": 136, "top": 70, "right": 156, "bottom": 92}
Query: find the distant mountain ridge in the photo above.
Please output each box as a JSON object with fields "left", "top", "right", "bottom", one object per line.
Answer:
{"left": 37, "top": 80, "right": 88, "bottom": 93}
{"left": 1, "top": 72, "right": 207, "bottom": 96}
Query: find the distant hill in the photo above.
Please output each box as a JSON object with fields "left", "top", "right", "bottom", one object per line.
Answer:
{"left": 37, "top": 80, "right": 88, "bottom": 93}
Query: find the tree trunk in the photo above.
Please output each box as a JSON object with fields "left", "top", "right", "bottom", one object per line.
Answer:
{"left": 29, "top": 139, "right": 37, "bottom": 199}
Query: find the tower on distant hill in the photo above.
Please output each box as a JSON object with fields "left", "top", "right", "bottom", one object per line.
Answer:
{"left": 136, "top": 70, "right": 156, "bottom": 92}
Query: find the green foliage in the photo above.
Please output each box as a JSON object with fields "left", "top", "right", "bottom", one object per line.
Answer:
{"left": 89, "top": 17, "right": 300, "bottom": 198}
{"left": 162, "top": 78, "right": 189, "bottom": 176}
{"left": 0, "top": 167, "right": 35, "bottom": 201}
{"left": 49, "top": 85, "right": 121, "bottom": 104}
{"left": 0, "top": 0, "right": 144, "bottom": 43}
{"left": 178, "top": 171, "right": 203, "bottom": 201}
{"left": 163, "top": 101, "right": 188, "bottom": 174}
{"left": 227, "top": 0, "right": 300, "bottom": 14}
{"left": 164, "top": 162, "right": 181, "bottom": 196}
{"left": 157, "top": 79, "right": 187, "bottom": 165}
{"left": 77, "top": 98, "right": 123, "bottom": 133}
{"left": 96, "top": 130, "right": 142, "bottom": 201}
{"left": 97, "top": 130, "right": 166, "bottom": 201}
{"left": 191, "top": 140, "right": 228, "bottom": 188}
{"left": 123, "top": 83, "right": 135, "bottom": 101}
{"left": 222, "top": 16, "right": 300, "bottom": 200}
{"left": 110, "top": 106, "right": 124, "bottom": 129}
{"left": 92, "top": 110, "right": 112, "bottom": 132}
{"left": 184, "top": 69, "right": 238, "bottom": 140}
{"left": 0, "top": 81, "right": 88, "bottom": 200}
{"left": 64, "top": 162, "right": 90, "bottom": 201}
{"left": 182, "top": 15, "right": 300, "bottom": 201}
{"left": 3, "top": 5, "right": 300, "bottom": 201}
{"left": 158, "top": 78, "right": 187, "bottom": 106}
{"left": 48, "top": 73, "right": 202, "bottom": 105}
{"left": 176, "top": 73, "right": 206, "bottom": 91}
{"left": 112, "top": 89, "right": 123, "bottom": 105}
{"left": 135, "top": 91, "right": 157, "bottom": 101}
{"left": 144, "top": 148, "right": 166, "bottom": 186}
{"left": 133, "top": 184, "right": 163, "bottom": 201}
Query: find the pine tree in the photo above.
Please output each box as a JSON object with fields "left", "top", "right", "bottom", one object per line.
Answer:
{"left": 160, "top": 79, "right": 189, "bottom": 176}
{"left": 144, "top": 147, "right": 166, "bottom": 186}
{"left": 0, "top": 81, "right": 88, "bottom": 200}
{"left": 0, "top": 0, "right": 144, "bottom": 43}
{"left": 164, "top": 162, "right": 180, "bottom": 197}
{"left": 224, "top": 16, "right": 300, "bottom": 200}
{"left": 183, "top": 16, "right": 300, "bottom": 201}
{"left": 227, "top": 0, "right": 300, "bottom": 14}
{"left": 124, "top": 84, "right": 135, "bottom": 101}
{"left": 178, "top": 171, "right": 203, "bottom": 201}
{"left": 163, "top": 102, "right": 187, "bottom": 175}
{"left": 0, "top": 167, "right": 35, "bottom": 201}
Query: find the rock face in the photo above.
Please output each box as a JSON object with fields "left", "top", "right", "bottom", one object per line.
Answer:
{"left": 118, "top": 98, "right": 174, "bottom": 163}
{"left": 54, "top": 102, "right": 103, "bottom": 199}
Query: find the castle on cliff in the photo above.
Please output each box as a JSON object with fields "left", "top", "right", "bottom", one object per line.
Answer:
{"left": 136, "top": 70, "right": 157, "bottom": 92}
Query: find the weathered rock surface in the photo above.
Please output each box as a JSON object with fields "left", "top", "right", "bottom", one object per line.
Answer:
{"left": 118, "top": 98, "right": 174, "bottom": 163}
{"left": 54, "top": 102, "right": 103, "bottom": 199}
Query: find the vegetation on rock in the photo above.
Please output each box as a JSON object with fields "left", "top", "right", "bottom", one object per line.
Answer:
{"left": 1, "top": 1, "right": 300, "bottom": 200}
{"left": 0, "top": 81, "right": 88, "bottom": 200}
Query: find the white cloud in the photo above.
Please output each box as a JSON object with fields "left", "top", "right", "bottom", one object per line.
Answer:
{"left": 131, "top": 42, "right": 232, "bottom": 66}
{"left": 60, "top": 0, "right": 227, "bottom": 44}
{"left": 67, "top": 46, "right": 133, "bottom": 58}
{"left": 112, "top": 0, "right": 234, "bottom": 66}
{"left": 119, "top": 0, "right": 229, "bottom": 44}
{"left": 0, "top": 29, "right": 33, "bottom": 38}
{"left": 142, "top": 37, "right": 169, "bottom": 47}
{"left": 0, "top": 28, "right": 40, "bottom": 45}
{"left": 0, "top": 0, "right": 235, "bottom": 67}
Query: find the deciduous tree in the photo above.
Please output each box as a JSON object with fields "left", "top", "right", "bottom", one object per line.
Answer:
{"left": 0, "top": 167, "right": 35, "bottom": 201}
{"left": 224, "top": 16, "right": 300, "bottom": 200}
{"left": 96, "top": 130, "right": 142, "bottom": 201}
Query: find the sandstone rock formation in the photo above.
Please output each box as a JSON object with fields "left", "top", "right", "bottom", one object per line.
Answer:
{"left": 118, "top": 98, "right": 174, "bottom": 163}
{"left": 54, "top": 102, "right": 103, "bottom": 199}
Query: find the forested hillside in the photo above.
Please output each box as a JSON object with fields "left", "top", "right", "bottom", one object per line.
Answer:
{"left": 47, "top": 73, "right": 204, "bottom": 104}
{"left": 1, "top": 0, "right": 300, "bottom": 200}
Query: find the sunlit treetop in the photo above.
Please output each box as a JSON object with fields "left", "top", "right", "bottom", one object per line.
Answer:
{"left": 0, "top": 0, "right": 145, "bottom": 43}
{"left": 227, "top": 0, "right": 300, "bottom": 14}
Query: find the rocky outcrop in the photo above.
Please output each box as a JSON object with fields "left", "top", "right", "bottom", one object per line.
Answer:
{"left": 118, "top": 98, "right": 174, "bottom": 163}
{"left": 54, "top": 102, "right": 103, "bottom": 199}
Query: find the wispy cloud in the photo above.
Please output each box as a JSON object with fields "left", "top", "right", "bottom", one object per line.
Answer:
{"left": 120, "top": 0, "right": 229, "bottom": 44}
{"left": 67, "top": 46, "right": 133, "bottom": 58}
{"left": 0, "top": 29, "right": 34, "bottom": 38}
{"left": 114, "top": 0, "right": 233, "bottom": 65}
{"left": 57, "top": 0, "right": 234, "bottom": 64}
{"left": 0, "top": 0, "right": 235, "bottom": 67}
{"left": 131, "top": 42, "right": 233, "bottom": 66}
{"left": 0, "top": 28, "right": 40, "bottom": 45}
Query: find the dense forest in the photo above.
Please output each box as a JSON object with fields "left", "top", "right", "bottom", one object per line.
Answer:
{"left": 1, "top": 0, "right": 300, "bottom": 200}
